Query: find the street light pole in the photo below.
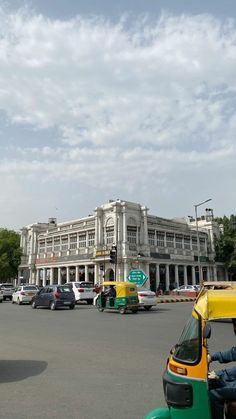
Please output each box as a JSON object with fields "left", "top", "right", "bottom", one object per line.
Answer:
{"left": 194, "top": 198, "right": 212, "bottom": 284}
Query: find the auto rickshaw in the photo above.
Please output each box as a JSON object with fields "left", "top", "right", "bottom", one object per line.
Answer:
{"left": 144, "top": 281, "right": 236, "bottom": 419}
{"left": 97, "top": 281, "right": 139, "bottom": 314}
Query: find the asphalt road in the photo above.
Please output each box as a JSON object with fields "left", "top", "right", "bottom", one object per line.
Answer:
{"left": 0, "top": 301, "right": 234, "bottom": 419}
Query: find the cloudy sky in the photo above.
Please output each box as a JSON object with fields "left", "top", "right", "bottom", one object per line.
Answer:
{"left": 1, "top": 0, "right": 236, "bottom": 230}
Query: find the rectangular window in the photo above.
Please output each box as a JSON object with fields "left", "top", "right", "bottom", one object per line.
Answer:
{"left": 127, "top": 226, "right": 137, "bottom": 244}
{"left": 39, "top": 240, "right": 45, "bottom": 254}
{"left": 61, "top": 235, "right": 68, "bottom": 251}
{"left": 54, "top": 237, "right": 60, "bottom": 252}
{"left": 69, "top": 234, "right": 77, "bottom": 250}
{"left": 175, "top": 235, "right": 183, "bottom": 249}
{"left": 46, "top": 240, "right": 52, "bottom": 252}
{"left": 184, "top": 236, "right": 191, "bottom": 250}
{"left": 156, "top": 231, "right": 165, "bottom": 247}
{"left": 148, "top": 230, "right": 155, "bottom": 246}
{"left": 106, "top": 228, "right": 114, "bottom": 245}
{"left": 88, "top": 232, "right": 95, "bottom": 247}
{"left": 200, "top": 238, "right": 206, "bottom": 251}
{"left": 192, "top": 237, "right": 198, "bottom": 251}
{"left": 78, "top": 234, "right": 86, "bottom": 248}
{"left": 166, "top": 233, "right": 174, "bottom": 248}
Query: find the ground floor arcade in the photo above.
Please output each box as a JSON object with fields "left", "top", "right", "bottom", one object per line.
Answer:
{"left": 19, "top": 260, "right": 227, "bottom": 292}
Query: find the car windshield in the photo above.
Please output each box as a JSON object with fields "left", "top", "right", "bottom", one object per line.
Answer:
{"left": 75, "top": 283, "right": 94, "bottom": 289}
{"left": 173, "top": 311, "right": 201, "bottom": 364}
{"left": 23, "top": 286, "right": 38, "bottom": 291}
{"left": 2, "top": 284, "right": 13, "bottom": 288}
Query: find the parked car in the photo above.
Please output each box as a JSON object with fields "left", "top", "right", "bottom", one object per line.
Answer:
{"left": 0, "top": 283, "right": 15, "bottom": 301}
{"left": 65, "top": 281, "right": 96, "bottom": 305}
{"left": 137, "top": 287, "right": 157, "bottom": 310}
{"left": 172, "top": 285, "right": 199, "bottom": 294}
{"left": 31, "top": 285, "right": 75, "bottom": 310}
{"left": 12, "top": 285, "right": 39, "bottom": 305}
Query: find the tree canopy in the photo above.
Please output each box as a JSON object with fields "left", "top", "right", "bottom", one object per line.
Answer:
{"left": 0, "top": 229, "right": 22, "bottom": 282}
{"left": 215, "top": 215, "right": 236, "bottom": 280}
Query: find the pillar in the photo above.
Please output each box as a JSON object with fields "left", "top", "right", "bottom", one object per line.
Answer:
{"left": 58, "top": 267, "right": 62, "bottom": 285}
{"left": 175, "top": 265, "right": 179, "bottom": 288}
{"left": 66, "top": 266, "right": 70, "bottom": 282}
{"left": 184, "top": 265, "right": 187, "bottom": 286}
{"left": 165, "top": 265, "right": 170, "bottom": 291}
{"left": 43, "top": 268, "right": 46, "bottom": 287}
{"left": 85, "top": 265, "right": 89, "bottom": 282}
{"left": 192, "top": 266, "right": 196, "bottom": 285}
{"left": 75, "top": 266, "right": 79, "bottom": 281}
{"left": 50, "top": 268, "right": 54, "bottom": 285}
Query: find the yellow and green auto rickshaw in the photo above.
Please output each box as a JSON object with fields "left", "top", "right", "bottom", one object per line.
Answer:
{"left": 97, "top": 281, "right": 139, "bottom": 314}
{"left": 144, "top": 281, "right": 236, "bottom": 419}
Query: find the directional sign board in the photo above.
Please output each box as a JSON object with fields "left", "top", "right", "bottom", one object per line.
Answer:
{"left": 127, "top": 269, "right": 148, "bottom": 286}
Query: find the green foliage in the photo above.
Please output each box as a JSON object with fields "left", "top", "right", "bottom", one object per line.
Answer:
{"left": 0, "top": 229, "right": 22, "bottom": 282}
{"left": 215, "top": 215, "right": 236, "bottom": 280}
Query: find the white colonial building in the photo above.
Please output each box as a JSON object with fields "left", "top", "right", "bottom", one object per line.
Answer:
{"left": 18, "top": 199, "right": 227, "bottom": 291}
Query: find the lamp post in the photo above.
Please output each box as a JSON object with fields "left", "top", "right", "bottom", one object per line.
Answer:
{"left": 194, "top": 199, "right": 212, "bottom": 284}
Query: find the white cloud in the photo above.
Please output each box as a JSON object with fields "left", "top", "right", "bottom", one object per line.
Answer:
{"left": 0, "top": 6, "right": 236, "bottom": 227}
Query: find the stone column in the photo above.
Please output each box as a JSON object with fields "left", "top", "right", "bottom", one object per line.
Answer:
{"left": 50, "top": 268, "right": 54, "bottom": 285}
{"left": 94, "top": 264, "right": 99, "bottom": 285}
{"left": 123, "top": 261, "right": 129, "bottom": 281}
{"left": 184, "top": 265, "right": 188, "bottom": 285}
{"left": 75, "top": 266, "right": 79, "bottom": 281}
{"left": 36, "top": 269, "right": 40, "bottom": 286}
{"left": 213, "top": 265, "right": 217, "bottom": 281}
{"left": 191, "top": 266, "right": 196, "bottom": 285}
{"left": 141, "top": 206, "right": 148, "bottom": 246}
{"left": 122, "top": 207, "right": 127, "bottom": 243}
{"left": 66, "top": 266, "right": 70, "bottom": 282}
{"left": 43, "top": 268, "right": 46, "bottom": 287}
{"left": 175, "top": 265, "right": 179, "bottom": 287}
{"left": 165, "top": 265, "right": 170, "bottom": 291}
{"left": 58, "top": 267, "right": 62, "bottom": 285}
{"left": 85, "top": 265, "right": 89, "bottom": 282}
{"left": 156, "top": 264, "right": 160, "bottom": 289}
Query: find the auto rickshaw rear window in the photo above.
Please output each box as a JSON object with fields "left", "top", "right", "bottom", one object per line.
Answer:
{"left": 173, "top": 312, "right": 201, "bottom": 365}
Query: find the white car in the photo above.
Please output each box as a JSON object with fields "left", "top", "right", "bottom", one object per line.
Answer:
{"left": 0, "top": 283, "right": 15, "bottom": 301}
{"left": 12, "top": 285, "right": 39, "bottom": 305}
{"left": 137, "top": 287, "right": 157, "bottom": 311}
{"left": 65, "top": 282, "right": 96, "bottom": 305}
{"left": 172, "top": 285, "right": 199, "bottom": 295}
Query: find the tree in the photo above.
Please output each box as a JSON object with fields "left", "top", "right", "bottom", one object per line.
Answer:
{"left": 0, "top": 229, "right": 22, "bottom": 282}
{"left": 215, "top": 215, "right": 236, "bottom": 280}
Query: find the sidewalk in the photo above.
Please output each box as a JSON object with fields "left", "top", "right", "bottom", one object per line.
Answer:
{"left": 157, "top": 295, "right": 196, "bottom": 303}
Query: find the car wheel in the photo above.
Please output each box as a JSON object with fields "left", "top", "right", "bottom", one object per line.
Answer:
{"left": 31, "top": 300, "right": 37, "bottom": 309}
{"left": 12, "top": 299, "right": 14, "bottom": 304}
{"left": 119, "top": 306, "right": 126, "bottom": 314}
{"left": 17, "top": 298, "right": 22, "bottom": 305}
{"left": 50, "top": 301, "right": 57, "bottom": 310}
{"left": 87, "top": 299, "right": 93, "bottom": 305}
{"left": 0, "top": 299, "right": 3, "bottom": 303}
{"left": 132, "top": 309, "right": 138, "bottom": 313}
{"left": 69, "top": 304, "right": 75, "bottom": 310}
{"left": 144, "top": 306, "right": 152, "bottom": 311}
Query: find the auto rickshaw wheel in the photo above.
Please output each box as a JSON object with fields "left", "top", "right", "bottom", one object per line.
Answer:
{"left": 119, "top": 306, "right": 126, "bottom": 314}
{"left": 98, "top": 307, "right": 104, "bottom": 312}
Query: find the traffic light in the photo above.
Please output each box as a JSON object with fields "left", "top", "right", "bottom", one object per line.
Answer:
{"left": 109, "top": 246, "right": 117, "bottom": 264}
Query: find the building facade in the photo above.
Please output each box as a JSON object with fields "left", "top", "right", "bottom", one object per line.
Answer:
{"left": 18, "top": 199, "right": 227, "bottom": 291}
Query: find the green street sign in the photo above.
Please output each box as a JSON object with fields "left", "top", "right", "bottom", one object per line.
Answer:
{"left": 127, "top": 269, "right": 148, "bottom": 286}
